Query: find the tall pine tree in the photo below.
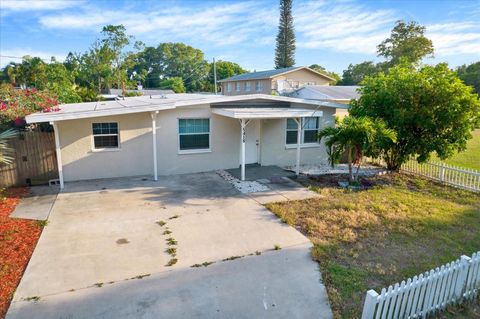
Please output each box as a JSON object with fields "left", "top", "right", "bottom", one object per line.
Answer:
{"left": 275, "top": 0, "right": 296, "bottom": 69}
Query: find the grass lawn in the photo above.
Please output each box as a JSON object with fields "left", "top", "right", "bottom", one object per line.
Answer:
{"left": 434, "top": 129, "right": 480, "bottom": 171}
{"left": 0, "top": 188, "right": 43, "bottom": 318}
{"left": 265, "top": 173, "right": 480, "bottom": 319}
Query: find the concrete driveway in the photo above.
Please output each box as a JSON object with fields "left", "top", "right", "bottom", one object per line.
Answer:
{"left": 7, "top": 172, "right": 332, "bottom": 319}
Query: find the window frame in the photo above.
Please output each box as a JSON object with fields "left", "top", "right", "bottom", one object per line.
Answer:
{"left": 227, "top": 83, "right": 232, "bottom": 92}
{"left": 245, "top": 81, "right": 251, "bottom": 92}
{"left": 235, "top": 82, "right": 241, "bottom": 92}
{"left": 285, "top": 117, "right": 321, "bottom": 148}
{"left": 255, "top": 80, "right": 263, "bottom": 92}
{"left": 177, "top": 117, "right": 212, "bottom": 155}
{"left": 91, "top": 122, "right": 121, "bottom": 152}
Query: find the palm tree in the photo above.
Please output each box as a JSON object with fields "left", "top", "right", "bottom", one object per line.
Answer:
{"left": 318, "top": 116, "right": 396, "bottom": 183}
{"left": 0, "top": 129, "right": 17, "bottom": 165}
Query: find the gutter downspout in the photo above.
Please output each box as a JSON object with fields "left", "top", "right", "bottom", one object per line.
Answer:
{"left": 51, "top": 121, "right": 64, "bottom": 189}
{"left": 151, "top": 111, "right": 158, "bottom": 181}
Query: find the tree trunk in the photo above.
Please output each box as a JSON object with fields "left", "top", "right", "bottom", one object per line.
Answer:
{"left": 347, "top": 147, "right": 354, "bottom": 182}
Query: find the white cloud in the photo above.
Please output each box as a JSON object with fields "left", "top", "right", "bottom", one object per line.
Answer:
{"left": 38, "top": 2, "right": 278, "bottom": 47}
{"left": 0, "top": 0, "right": 81, "bottom": 11}
{"left": 427, "top": 22, "right": 480, "bottom": 56}
{"left": 295, "top": 1, "right": 396, "bottom": 54}
{"left": 0, "top": 48, "right": 66, "bottom": 67}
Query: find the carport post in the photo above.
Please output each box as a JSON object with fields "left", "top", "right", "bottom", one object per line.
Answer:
{"left": 151, "top": 111, "right": 158, "bottom": 181}
{"left": 294, "top": 118, "right": 301, "bottom": 176}
{"left": 50, "top": 121, "right": 64, "bottom": 189}
{"left": 240, "top": 119, "right": 246, "bottom": 181}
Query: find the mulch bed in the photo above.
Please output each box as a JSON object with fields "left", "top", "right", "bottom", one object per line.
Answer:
{"left": 0, "top": 188, "right": 43, "bottom": 318}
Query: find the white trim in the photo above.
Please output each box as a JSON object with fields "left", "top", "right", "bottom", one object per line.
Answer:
{"left": 212, "top": 108, "right": 322, "bottom": 119}
{"left": 178, "top": 149, "right": 212, "bottom": 155}
{"left": 285, "top": 117, "right": 321, "bottom": 146}
{"left": 91, "top": 122, "right": 121, "bottom": 152}
{"left": 177, "top": 117, "right": 211, "bottom": 154}
{"left": 285, "top": 143, "right": 321, "bottom": 149}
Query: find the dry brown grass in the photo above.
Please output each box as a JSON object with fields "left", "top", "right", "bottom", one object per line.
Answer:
{"left": 265, "top": 173, "right": 480, "bottom": 319}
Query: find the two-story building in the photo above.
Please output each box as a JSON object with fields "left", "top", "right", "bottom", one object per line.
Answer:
{"left": 219, "top": 66, "right": 335, "bottom": 96}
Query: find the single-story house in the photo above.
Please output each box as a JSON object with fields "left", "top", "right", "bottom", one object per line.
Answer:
{"left": 26, "top": 93, "right": 346, "bottom": 188}
{"left": 290, "top": 85, "right": 361, "bottom": 118}
{"left": 219, "top": 66, "right": 335, "bottom": 96}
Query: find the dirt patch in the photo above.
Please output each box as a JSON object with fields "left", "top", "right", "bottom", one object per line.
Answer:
{"left": 0, "top": 187, "right": 44, "bottom": 317}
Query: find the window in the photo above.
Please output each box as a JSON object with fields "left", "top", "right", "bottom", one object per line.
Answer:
{"left": 92, "top": 123, "right": 119, "bottom": 150}
{"left": 286, "top": 117, "right": 320, "bottom": 145}
{"left": 245, "top": 81, "right": 251, "bottom": 92}
{"left": 178, "top": 119, "right": 210, "bottom": 152}
{"left": 255, "top": 80, "right": 263, "bottom": 92}
{"left": 227, "top": 83, "right": 232, "bottom": 92}
{"left": 236, "top": 82, "right": 241, "bottom": 92}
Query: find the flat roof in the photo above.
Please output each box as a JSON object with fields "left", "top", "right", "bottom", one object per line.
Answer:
{"left": 26, "top": 93, "right": 343, "bottom": 123}
{"left": 212, "top": 108, "right": 323, "bottom": 119}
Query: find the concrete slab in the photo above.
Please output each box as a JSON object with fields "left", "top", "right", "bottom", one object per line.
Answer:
{"left": 10, "top": 186, "right": 59, "bottom": 220}
{"left": 8, "top": 172, "right": 331, "bottom": 318}
{"left": 7, "top": 245, "right": 332, "bottom": 319}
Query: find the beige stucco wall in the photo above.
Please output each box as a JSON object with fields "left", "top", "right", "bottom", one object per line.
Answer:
{"left": 58, "top": 113, "right": 153, "bottom": 181}
{"left": 57, "top": 104, "right": 335, "bottom": 181}
{"left": 272, "top": 68, "right": 331, "bottom": 86}
{"left": 221, "top": 79, "right": 271, "bottom": 96}
{"left": 259, "top": 105, "right": 335, "bottom": 167}
{"left": 154, "top": 105, "right": 240, "bottom": 175}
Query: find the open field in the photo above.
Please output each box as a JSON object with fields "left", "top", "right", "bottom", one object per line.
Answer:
{"left": 435, "top": 129, "right": 480, "bottom": 171}
{"left": 266, "top": 173, "right": 480, "bottom": 318}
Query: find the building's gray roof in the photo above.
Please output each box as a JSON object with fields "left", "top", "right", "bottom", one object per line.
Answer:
{"left": 218, "top": 66, "right": 334, "bottom": 82}
{"left": 299, "top": 85, "right": 361, "bottom": 100}
{"left": 218, "top": 66, "right": 299, "bottom": 82}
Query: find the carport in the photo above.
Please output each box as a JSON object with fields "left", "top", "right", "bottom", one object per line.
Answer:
{"left": 211, "top": 106, "right": 323, "bottom": 180}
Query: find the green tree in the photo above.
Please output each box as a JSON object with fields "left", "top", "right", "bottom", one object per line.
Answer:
{"left": 309, "top": 64, "right": 340, "bottom": 84}
{"left": 457, "top": 61, "right": 480, "bottom": 95}
{"left": 159, "top": 77, "right": 186, "bottom": 93}
{"left": 274, "top": 0, "right": 295, "bottom": 69}
{"left": 377, "top": 20, "right": 434, "bottom": 66}
{"left": 318, "top": 116, "right": 396, "bottom": 182}
{"left": 132, "top": 43, "right": 209, "bottom": 92}
{"left": 350, "top": 62, "right": 480, "bottom": 171}
{"left": 338, "top": 61, "right": 381, "bottom": 85}
{"left": 205, "top": 60, "right": 247, "bottom": 92}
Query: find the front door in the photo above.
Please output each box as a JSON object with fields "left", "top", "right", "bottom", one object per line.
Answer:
{"left": 245, "top": 120, "right": 260, "bottom": 164}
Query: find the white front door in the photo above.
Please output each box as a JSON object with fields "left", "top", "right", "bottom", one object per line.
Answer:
{"left": 245, "top": 120, "right": 260, "bottom": 164}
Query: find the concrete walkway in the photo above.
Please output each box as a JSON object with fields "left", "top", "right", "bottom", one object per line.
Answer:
{"left": 10, "top": 186, "right": 58, "bottom": 220}
{"left": 8, "top": 172, "right": 332, "bottom": 319}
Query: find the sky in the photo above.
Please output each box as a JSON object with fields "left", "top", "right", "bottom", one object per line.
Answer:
{"left": 0, "top": 0, "right": 479, "bottom": 74}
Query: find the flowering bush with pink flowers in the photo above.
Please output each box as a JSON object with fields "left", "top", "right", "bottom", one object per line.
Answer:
{"left": 0, "top": 84, "right": 59, "bottom": 129}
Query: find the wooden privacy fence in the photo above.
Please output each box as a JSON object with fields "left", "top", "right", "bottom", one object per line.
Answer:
{"left": 401, "top": 160, "right": 480, "bottom": 192}
{"left": 0, "top": 131, "right": 58, "bottom": 187}
{"left": 361, "top": 251, "right": 480, "bottom": 319}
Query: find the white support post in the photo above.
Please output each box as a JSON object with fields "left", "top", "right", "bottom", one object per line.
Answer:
{"left": 151, "top": 111, "right": 158, "bottom": 181}
{"left": 294, "top": 118, "right": 301, "bottom": 176}
{"left": 240, "top": 119, "right": 247, "bottom": 181}
{"left": 51, "top": 122, "right": 64, "bottom": 189}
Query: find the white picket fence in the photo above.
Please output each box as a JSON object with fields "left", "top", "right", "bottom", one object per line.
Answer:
{"left": 401, "top": 160, "right": 480, "bottom": 192}
{"left": 361, "top": 251, "right": 480, "bottom": 319}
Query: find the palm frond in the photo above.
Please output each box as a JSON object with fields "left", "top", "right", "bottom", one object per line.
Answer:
{"left": 0, "top": 129, "right": 18, "bottom": 165}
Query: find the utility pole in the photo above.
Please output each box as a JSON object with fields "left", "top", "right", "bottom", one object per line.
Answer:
{"left": 213, "top": 58, "right": 218, "bottom": 95}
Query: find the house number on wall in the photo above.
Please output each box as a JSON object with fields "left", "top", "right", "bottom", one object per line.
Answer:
{"left": 242, "top": 127, "right": 246, "bottom": 143}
